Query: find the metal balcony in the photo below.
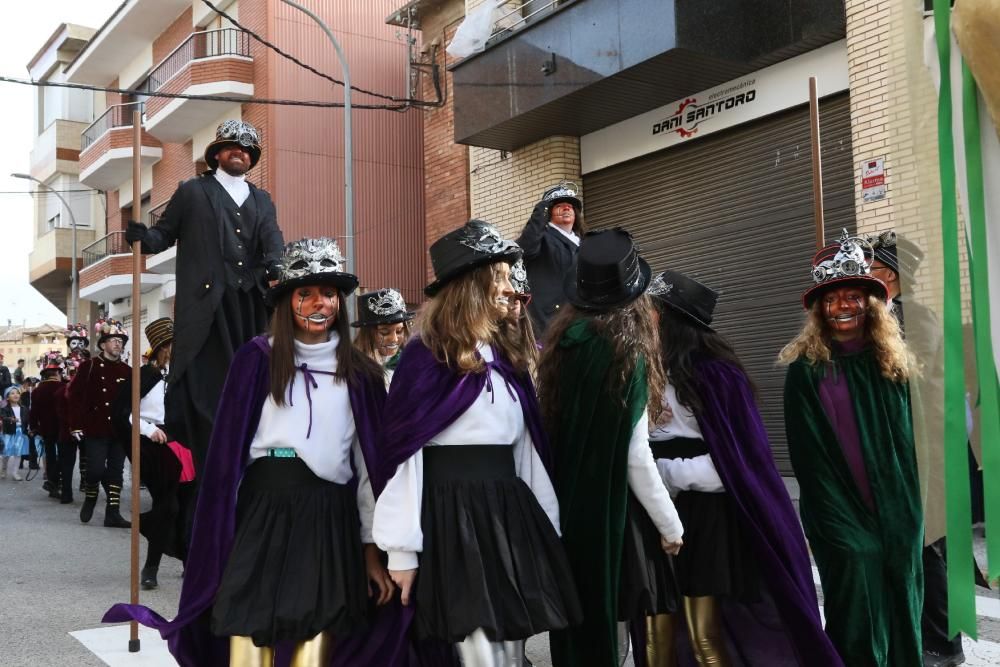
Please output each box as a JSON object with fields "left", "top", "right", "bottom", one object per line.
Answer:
{"left": 78, "top": 231, "right": 168, "bottom": 303}
{"left": 141, "top": 29, "right": 255, "bottom": 143}
{"left": 144, "top": 200, "right": 176, "bottom": 275}
{"left": 78, "top": 102, "right": 163, "bottom": 191}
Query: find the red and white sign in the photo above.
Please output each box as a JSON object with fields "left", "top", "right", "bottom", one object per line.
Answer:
{"left": 861, "top": 157, "right": 886, "bottom": 202}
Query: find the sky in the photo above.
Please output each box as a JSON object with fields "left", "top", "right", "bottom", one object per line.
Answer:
{"left": 0, "top": 1, "right": 120, "bottom": 327}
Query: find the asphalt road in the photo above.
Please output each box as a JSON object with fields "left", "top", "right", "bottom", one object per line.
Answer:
{"left": 1, "top": 468, "right": 996, "bottom": 666}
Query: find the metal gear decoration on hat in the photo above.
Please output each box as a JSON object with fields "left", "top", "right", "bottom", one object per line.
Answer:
{"left": 278, "top": 237, "right": 347, "bottom": 283}
{"left": 216, "top": 119, "right": 260, "bottom": 148}
{"left": 811, "top": 229, "right": 876, "bottom": 285}
{"left": 510, "top": 259, "right": 530, "bottom": 294}
{"left": 646, "top": 274, "right": 673, "bottom": 298}
{"left": 367, "top": 288, "right": 407, "bottom": 317}
{"left": 457, "top": 221, "right": 520, "bottom": 256}
{"left": 543, "top": 181, "right": 581, "bottom": 203}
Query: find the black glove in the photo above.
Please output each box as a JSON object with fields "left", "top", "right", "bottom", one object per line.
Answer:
{"left": 265, "top": 262, "right": 283, "bottom": 281}
{"left": 125, "top": 220, "right": 148, "bottom": 244}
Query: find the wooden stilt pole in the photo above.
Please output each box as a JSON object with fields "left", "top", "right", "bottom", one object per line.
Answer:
{"left": 809, "top": 76, "right": 825, "bottom": 249}
{"left": 128, "top": 108, "right": 142, "bottom": 653}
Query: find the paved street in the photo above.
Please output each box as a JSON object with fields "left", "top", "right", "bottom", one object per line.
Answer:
{"left": 1, "top": 471, "right": 998, "bottom": 666}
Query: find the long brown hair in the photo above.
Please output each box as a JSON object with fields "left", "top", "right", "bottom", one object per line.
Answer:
{"left": 418, "top": 262, "right": 531, "bottom": 374}
{"left": 537, "top": 294, "right": 665, "bottom": 431}
{"left": 353, "top": 321, "right": 412, "bottom": 363}
{"left": 269, "top": 289, "right": 383, "bottom": 405}
{"left": 653, "top": 303, "right": 755, "bottom": 415}
{"left": 778, "top": 294, "right": 913, "bottom": 381}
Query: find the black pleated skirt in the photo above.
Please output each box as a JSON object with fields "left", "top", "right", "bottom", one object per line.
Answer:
{"left": 619, "top": 492, "right": 681, "bottom": 619}
{"left": 414, "top": 445, "right": 582, "bottom": 643}
{"left": 651, "top": 438, "right": 759, "bottom": 600}
{"left": 211, "top": 458, "right": 368, "bottom": 647}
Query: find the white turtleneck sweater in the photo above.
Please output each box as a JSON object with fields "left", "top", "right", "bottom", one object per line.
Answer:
{"left": 214, "top": 169, "right": 250, "bottom": 206}
{"left": 248, "top": 333, "right": 375, "bottom": 542}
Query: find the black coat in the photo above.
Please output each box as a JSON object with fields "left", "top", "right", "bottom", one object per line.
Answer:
{"left": 0, "top": 366, "right": 11, "bottom": 394}
{"left": 1, "top": 404, "right": 29, "bottom": 436}
{"left": 515, "top": 203, "right": 580, "bottom": 334}
{"left": 139, "top": 173, "right": 284, "bottom": 382}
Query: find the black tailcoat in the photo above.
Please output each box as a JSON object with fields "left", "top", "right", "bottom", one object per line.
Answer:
{"left": 515, "top": 205, "right": 580, "bottom": 334}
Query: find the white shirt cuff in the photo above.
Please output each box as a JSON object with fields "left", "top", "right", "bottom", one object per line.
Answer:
{"left": 387, "top": 550, "right": 419, "bottom": 571}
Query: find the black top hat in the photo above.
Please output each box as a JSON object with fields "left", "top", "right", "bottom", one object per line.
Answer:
{"left": 425, "top": 220, "right": 523, "bottom": 297}
{"left": 205, "top": 120, "right": 262, "bottom": 171}
{"left": 802, "top": 230, "right": 887, "bottom": 308}
{"left": 564, "top": 228, "right": 651, "bottom": 311}
{"left": 145, "top": 317, "right": 174, "bottom": 355}
{"left": 351, "top": 289, "right": 415, "bottom": 327}
{"left": 266, "top": 238, "right": 359, "bottom": 306}
{"left": 542, "top": 182, "right": 582, "bottom": 211}
{"left": 648, "top": 270, "right": 718, "bottom": 331}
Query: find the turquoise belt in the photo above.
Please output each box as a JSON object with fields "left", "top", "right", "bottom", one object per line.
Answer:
{"left": 267, "top": 447, "right": 297, "bottom": 458}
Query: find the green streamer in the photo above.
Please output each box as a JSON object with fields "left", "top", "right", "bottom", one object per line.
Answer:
{"left": 961, "top": 62, "right": 1000, "bottom": 582}
{"left": 932, "top": 0, "right": 977, "bottom": 638}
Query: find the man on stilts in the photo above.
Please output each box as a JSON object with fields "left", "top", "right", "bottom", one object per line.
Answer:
{"left": 125, "top": 120, "right": 284, "bottom": 472}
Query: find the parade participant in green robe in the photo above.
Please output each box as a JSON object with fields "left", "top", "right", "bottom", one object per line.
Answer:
{"left": 780, "top": 231, "right": 923, "bottom": 667}
{"left": 538, "top": 229, "right": 684, "bottom": 667}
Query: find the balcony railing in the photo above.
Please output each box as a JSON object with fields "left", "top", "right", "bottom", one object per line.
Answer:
{"left": 140, "top": 28, "right": 251, "bottom": 94}
{"left": 81, "top": 102, "right": 143, "bottom": 151}
{"left": 148, "top": 200, "right": 169, "bottom": 227}
{"left": 82, "top": 231, "right": 129, "bottom": 268}
{"left": 489, "top": 0, "right": 566, "bottom": 41}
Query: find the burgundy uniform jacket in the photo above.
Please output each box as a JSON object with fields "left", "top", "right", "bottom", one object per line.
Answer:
{"left": 67, "top": 356, "right": 130, "bottom": 439}
{"left": 29, "top": 379, "right": 64, "bottom": 441}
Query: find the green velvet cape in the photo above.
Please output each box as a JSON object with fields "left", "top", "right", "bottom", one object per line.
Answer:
{"left": 784, "top": 347, "right": 923, "bottom": 666}
{"left": 548, "top": 319, "right": 648, "bottom": 667}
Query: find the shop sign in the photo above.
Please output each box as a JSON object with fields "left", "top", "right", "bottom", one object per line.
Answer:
{"left": 861, "top": 157, "right": 886, "bottom": 203}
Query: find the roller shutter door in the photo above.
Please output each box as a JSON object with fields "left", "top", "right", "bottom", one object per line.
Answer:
{"left": 583, "top": 94, "right": 855, "bottom": 473}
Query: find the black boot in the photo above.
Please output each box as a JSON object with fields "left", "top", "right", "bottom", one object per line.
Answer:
{"left": 103, "top": 484, "right": 131, "bottom": 528}
{"left": 141, "top": 566, "right": 159, "bottom": 590}
{"left": 79, "top": 485, "right": 98, "bottom": 523}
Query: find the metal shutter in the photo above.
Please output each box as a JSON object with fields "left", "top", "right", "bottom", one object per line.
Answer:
{"left": 583, "top": 94, "right": 855, "bottom": 472}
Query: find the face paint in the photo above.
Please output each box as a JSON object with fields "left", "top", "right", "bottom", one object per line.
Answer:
{"left": 822, "top": 287, "right": 868, "bottom": 341}
{"left": 69, "top": 339, "right": 84, "bottom": 351}
{"left": 490, "top": 263, "right": 514, "bottom": 318}
{"left": 292, "top": 285, "right": 339, "bottom": 337}
{"left": 375, "top": 323, "right": 406, "bottom": 359}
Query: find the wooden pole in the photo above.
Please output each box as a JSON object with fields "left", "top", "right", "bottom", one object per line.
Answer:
{"left": 128, "top": 108, "right": 142, "bottom": 653}
{"left": 809, "top": 77, "right": 825, "bottom": 249}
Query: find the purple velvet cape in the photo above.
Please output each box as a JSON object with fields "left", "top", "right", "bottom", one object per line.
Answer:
{"left": 633, "top": 359, "right": 844, "bottom": 667}
{"left": 103, "top": 336, "right": 418, "bottom": 667}
{"left": 375, "top": 336, "right": 551, "bottom": 491}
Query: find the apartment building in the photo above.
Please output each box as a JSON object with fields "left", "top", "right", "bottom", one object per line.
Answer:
{"left": 44, "top": 0, "right": 424, "bottom": 354}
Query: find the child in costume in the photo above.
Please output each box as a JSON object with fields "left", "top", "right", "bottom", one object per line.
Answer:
{"left": 2, "top": 386, "right": 29, "bottom": 481}
{"left": 780, "top": 231, "right": 922, "bottom": 666}
{"left": 644, "top": 270, "right": 842, "bottom": 666}
{"left": 351, "top": 288, "right": 415, "bottom": 385}
{"left": 373, "top": 219, "right": 581, "bottom": 666}
{"left": 536, "top": 229, "right": 683, "bottom": 667}
{"left": 106, "top": 238, "right": 397, "bottom": 667}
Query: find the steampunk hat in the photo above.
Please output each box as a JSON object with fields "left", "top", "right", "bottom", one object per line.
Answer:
{"left": 66, "top": 323, "right": 89, "bottom": 345}
{"left": 351, "top": 288, "right": 415, "bottom": 328}
{"left": 509, "top": 259, "right": 530, "bottom": 295}
{"left": 38, "top": 351, "right": 65, "bottom": 377}
{"left": 648, "top": 270, "right": 719, "bottom": 331}
{"left": 564, "top": 228, "right": 651, "bottom": 312}
{"left": 425, "top": 219, "right": 523, "bottom": 297}
{"left": 542, "top": 181, "right": 582, "bottom": 211}
{"left": 145, "top": 317, "right": 174, "bottom": 356}
{"left": 267, "top": 237, "right": 359, "bottom": 306}
{"left": 866, "top": 230, "right": 925, "bottom": 280}
{"left": 95, "top": 318, "right": 129, "bottom": 347}
{"left": 204, "top": 119, "right": 262, "bottom": 171}
{"left": 802, "top": 230, "right": 888, "bottom": 308}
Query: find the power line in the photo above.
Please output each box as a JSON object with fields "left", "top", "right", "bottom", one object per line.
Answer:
{"left": 0, "top": 189, "right": 97, "bottom": 194}
{"left": 0, "top": 75, "right": 408, "bottom": 110}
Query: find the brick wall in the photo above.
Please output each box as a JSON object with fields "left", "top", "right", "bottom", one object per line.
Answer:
{"left": 240, "top": 0, "right": 268, "bottom": 192}
{"left": 152, "top": 140, "right": 195, "bottom": 207}
{"left": 153, "top": 6, "right": 194, "bottom": 64}
{"left": 469, "top": 136, "right": 581, "bottom": 240}
{"left": 106, "top": 190, "right": 121, "bottom": 237}
{"left": 106, "top": 77, "right": 122, "bottom": 107}
{"left": 79, "top": 128, "right": 163, "bottom": 174}
{"left": 423, "top": 20, "right": 470, "bottom": 265}
{"left": 145, "top": 57, "right": 253, "bottom": 118}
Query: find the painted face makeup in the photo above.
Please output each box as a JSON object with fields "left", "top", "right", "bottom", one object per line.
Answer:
{"left": 490, "top": 263, "right": 514, "bottom": 318}
{"left": 69, "top": 339, "right": 85, "bottom": 351}
{"left": 375, "top": 323, "right": 406, "bottom": 359}
{"left": 292, "top": 285, "right": 339, "bottom": 336}
{"left": 550, "top": 202, "right": 576, "bottom": 228}
{"left": 822, "top": 286, "right": 868, "bottom": 341}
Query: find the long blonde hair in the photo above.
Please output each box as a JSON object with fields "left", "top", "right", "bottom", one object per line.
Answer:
{"left": 778, "top": 294, "right": 913, "bottom": 381}
{"left": 418, "top": 262, "right": 530, "bottom": 374}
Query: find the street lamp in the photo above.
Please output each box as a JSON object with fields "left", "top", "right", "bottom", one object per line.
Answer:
{"left": 12, "top": 172, "right": 80, "bottom": 325}
{"left": 278, "top": 0, "right": 355, "bottom": 319}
